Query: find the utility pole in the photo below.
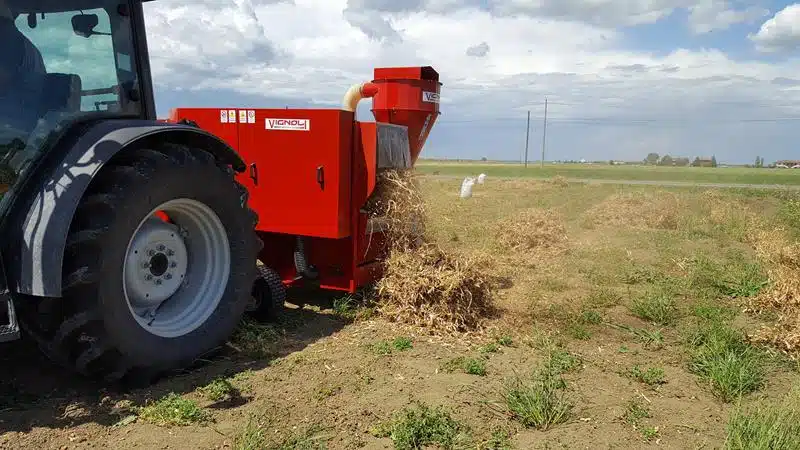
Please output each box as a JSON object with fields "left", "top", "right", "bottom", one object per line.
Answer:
{"left": 541, "top": 97, "right": 548, "bottom": 168}
{"left": 524, "top": 110, "right": 531, "bottom": 168}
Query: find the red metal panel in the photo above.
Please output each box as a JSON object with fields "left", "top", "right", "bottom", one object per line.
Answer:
{"left": 174, "top": 107, "right": 354, "bottom": 239}
{"left": 352, "top": 122, "right": 377, "bottom": 267}
{"left": 241, "top": 109, "right": 353, "bottom": 239}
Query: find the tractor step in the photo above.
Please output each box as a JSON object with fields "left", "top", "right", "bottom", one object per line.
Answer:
{"left": 0, "top": 295, "right": 19, "bottom": 343}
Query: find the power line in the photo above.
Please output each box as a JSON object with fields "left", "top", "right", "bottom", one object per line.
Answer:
{"left": 436, "top": 116, "right": 800, "bottom": 125}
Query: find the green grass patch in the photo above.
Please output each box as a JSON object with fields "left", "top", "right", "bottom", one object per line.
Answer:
{"left": 584, "top": 287, "right": 622, "bottom": 308}
{"left": 503, "top": 352, "right": 574, "bottom": 430}
{"left": 497, "top": 336, "right": 514, "bottom": 347}
{"left": 478, "top": 429, "right": 513, "bottom": 450}
{"left": 579, "top": 309, "right": 603, "bottom": 325}
{"left": 479, "top": 343, "right": 500, "bottom": 354}
{"left": 630, "top": 291, "right": 678, "bottom": 326}
{"left": 371, "top": 337, "right": 414, "bottom": 356}
{"left": 693, "top": 302, "right": 738, "bottom": 322}
{"left": 778, "top": 198, "right": 800, "bottom": 239}
{"left": 138, "top": 393, "right": 210, "bottom": 426}
{"left": 372, "top": 341, "right": 393, "bottom": 356}
{"left": 623, "top": 398, "right": 650, "bottom": 425}
{"left": 198, "top": 377, "right": 237, "bottom": 402}
{"left": 392, "top": 337, "right": 413, "bottom": 351}
{"left": 441, "top": 356, "right": 487, "bottom": 376}
{"left": 545, "top": 349, "right": 582, "bottom": 374}
{"left": 332, "top": 295, "right": 359, "bottom": 319}
{"left": 234, "top": 416, "right": 268, "bottom": 450}
{"left": 270, "top": 426, "right": 328, "bottom": 450}
{"left": 625, "top": 365, "right": 666, "bottom": 386}
{"left": 622, "top": 266, "right": 667, "bottom": 285}
{"left": 568, "top": 323, "right": 592, "bottom": 340}
{"left": 641, "top": 426, "right": 660, "bottom": 441}
{"left": 725, "top": 389, "right": 800, "bottom": 449}
{"left": 687, "top": 321, "right": 769, "bottom": 402}
{"left": 689, "top": 256, "right": 768, "bottom": 299}
{"left": 608, "top": 323, "right": 665, "bottom": 349}
{"left": 231, "top": 319, "right": 282, "bottom": 358}
{"left": 373, "top": 403, "right": 472, "bottom": 450}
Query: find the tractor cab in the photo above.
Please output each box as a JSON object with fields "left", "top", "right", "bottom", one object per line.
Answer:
{"left": 0, "top": 0, "right": 152, "bottom": 200}
{"left": 0, "top": 0, "right": 154, "bottom": 345}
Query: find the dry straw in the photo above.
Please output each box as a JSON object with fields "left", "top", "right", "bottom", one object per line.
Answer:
{"left": 366, "top": 170, "right": 495, "bottom": 334}
{"left": 747, "top": 226, "right": 800, "bottom": 355}
{"left": 494, "top": 208, "right": 568, "bottom": 253}
{"left": 584, "top": 191, "right": 681, "bottom": 230}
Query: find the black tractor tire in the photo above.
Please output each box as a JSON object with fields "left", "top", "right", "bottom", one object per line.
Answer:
{"left": 16, "top": 143, "right": 260, "bottom": 383}
{"left": 247, "top": 264, "right": 287, "bottom": 322}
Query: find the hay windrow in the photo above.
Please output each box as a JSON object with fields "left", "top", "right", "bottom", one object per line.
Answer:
{"left": 583, "top": 191, "right": 681, "bottom": 230}
{"left": 548, "top": 175, "right": 569, "bottom": 187}
{"left": 376, "top": 242, "right": 495, "bottom": 333}
{"left": 746, "top": 225, "right": 800, "bottom": 356}
{"left": 494, "top": 208, "right": 568, "bottom": 253}
{"left": 367, "top": 170, "right": 495, "bottom": 333}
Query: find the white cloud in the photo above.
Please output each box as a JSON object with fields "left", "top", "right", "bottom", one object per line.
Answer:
{"left": 750, "top": 4, "right": 800, "bottom": 52}
{"left": 486, "top": 0, "right": 692, "bottom": 27}
{"left": 144, "top": 0, "right": 800, "bottom": 163}
{"left": 687, "top": 0, "right": 769, "bottom": 34}
{"left": 466, "top": 42, "right": 490, "bottom": 57}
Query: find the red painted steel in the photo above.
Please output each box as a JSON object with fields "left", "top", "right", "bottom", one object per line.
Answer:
{"left": 371, "top": 66, "right": 441, "bottom": 165}
{"left": 168, "top": 66, "right": 441, "bottom": 293}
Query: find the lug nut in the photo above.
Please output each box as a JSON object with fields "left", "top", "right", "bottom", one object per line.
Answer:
{"left": 155, "top": 279, "right": 162, "bottom": 285}
{"left": 157, "top": 244, "right": 165, "bottom": 251}
{"left": 148, "top": 250, "right": 155, "bottom": 256}
{"left": 142, "top": 262, "right": 151, "bottom": 269}
{"left": 145, "top": 274, "right": 153, "bottom": 281}
{"left": 170, "top": 262, "right": 177, "bottom": 268}
{"left": 165, "top": 273, "right": 173, "bottom": 280}
{"left": 167, "top": 249, "right": 175, "bottom": 256}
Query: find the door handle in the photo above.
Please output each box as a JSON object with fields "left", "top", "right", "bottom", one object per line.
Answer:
{"left": 316, "top": 165, "right": 324, "bottom": 190}
{"left": 249, "top": 163, "right": 258, "bottom": 185}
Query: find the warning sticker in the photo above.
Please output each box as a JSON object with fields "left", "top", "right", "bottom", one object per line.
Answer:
{"left": 265, "top": 118, "right": 310, "bottom": 131}
{"left": 247, "top": 110, "right": 255, "bottom": 124}
{"left": 239, "top": 110, "right": 247, "bottom": 124}
{"left": 422, "top": 91, "right": 440, "bottom": 103}
{"left": 220, "top": 109, "right": 228, "bottom": 123}
{"left": 228, "top": 110, "right": 236, "bottom": 123}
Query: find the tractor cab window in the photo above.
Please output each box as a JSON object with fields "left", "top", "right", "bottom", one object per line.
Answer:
{"left": 15, "top": 9, "right": 124, "bottom": 113}
{"left": 0, "top": 0, "right": 141, "bottom": 194}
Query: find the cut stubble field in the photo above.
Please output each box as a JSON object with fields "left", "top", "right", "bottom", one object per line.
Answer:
{"left": 3, "top": 174, "right": 800, "bottom": 449}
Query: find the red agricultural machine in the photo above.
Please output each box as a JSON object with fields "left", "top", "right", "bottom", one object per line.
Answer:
{"left": 168, "top": 66, "right": 441, "bottom": 304}
{"left": 0, "top": 0, "right": 440, "bottom": 383}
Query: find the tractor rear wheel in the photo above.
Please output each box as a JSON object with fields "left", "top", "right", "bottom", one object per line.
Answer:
{"left": 17, "top": 144, "right": 260, "bottom": 382}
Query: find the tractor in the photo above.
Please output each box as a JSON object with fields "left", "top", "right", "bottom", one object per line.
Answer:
{"left": 0, "top": 0, "right": 440, "bottom": 383}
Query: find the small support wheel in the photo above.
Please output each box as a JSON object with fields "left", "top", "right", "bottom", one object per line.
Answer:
{"left": 247, "top": 264, "right": 287, "bottom": 322}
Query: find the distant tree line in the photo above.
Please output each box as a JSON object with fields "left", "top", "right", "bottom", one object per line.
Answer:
{"left": 642, "top": 153, "right": 717, "bottom": 167}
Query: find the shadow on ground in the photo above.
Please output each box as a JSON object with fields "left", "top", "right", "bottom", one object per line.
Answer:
{"left": 0, "top": 293, "right": 347, "bottom": 434}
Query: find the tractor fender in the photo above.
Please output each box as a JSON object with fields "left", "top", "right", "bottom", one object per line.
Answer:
{"left": 9, "top": 119, "right": 245, "bottom": 298}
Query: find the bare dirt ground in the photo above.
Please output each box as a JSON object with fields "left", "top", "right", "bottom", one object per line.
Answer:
{"left": 2, "top": 177, "right": 800, "bottom": 449}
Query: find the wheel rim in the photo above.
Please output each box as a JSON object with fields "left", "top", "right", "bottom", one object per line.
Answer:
{"left": 123, "top": 198, "right": 231, "bottom": 338}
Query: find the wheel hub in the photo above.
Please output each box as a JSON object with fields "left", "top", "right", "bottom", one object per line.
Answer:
{"left": 124, "top": 218, "right": 189, "bottom": 310}
{"left": 122, "top": 198, "right": 231, "bottom": 339}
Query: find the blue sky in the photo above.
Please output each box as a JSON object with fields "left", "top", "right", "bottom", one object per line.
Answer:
{"left": 145, "top": 0, "right": 800, "bottom": 165}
